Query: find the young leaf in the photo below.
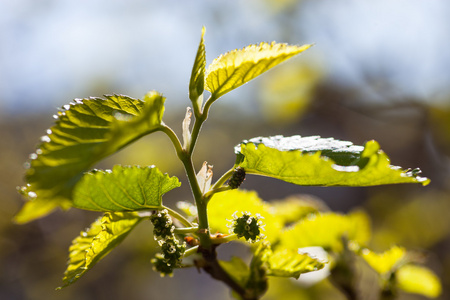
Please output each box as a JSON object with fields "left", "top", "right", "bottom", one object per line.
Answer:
{"left": 72, "top": 165, "right": 180, "bottom": 211}
{"left": 278, "top": 211, "right": 371, "bottom": 252}
{"left": 235, "top": 135, "right": 430, "bottom": 187}
{"left": 189, "top": 27, "right": 206, "bottom": 110}
{"left": 205, "top": 42, "right": 312, "bottom": 100}
{"left": 16, "top": 92, "right": 165, "bottom": 223}
{"left": 58, "top": 212, "right": 142, "bottom": 288}
{"left": 359, "top": 246, "right": 407, "bottom": 275}
{"left": 250, "top": 242, "right": 325, "bottom": 281}
{"left": 266, "top": 249, "right": 325, "bottom": 279}
{"left": 396, "top": 264, "right": 442, "bottom": 298}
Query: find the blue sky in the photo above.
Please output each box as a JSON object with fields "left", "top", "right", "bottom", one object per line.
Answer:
{"left": 1, "top": 0, "right": 449, "bottom": 114}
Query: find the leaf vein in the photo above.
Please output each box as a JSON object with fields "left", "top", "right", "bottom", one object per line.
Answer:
{"left": 99, "top": 181, "right": 132, "bottom": 210}
{"left": 110, "top": 177, "right": 142, "bottom": 208}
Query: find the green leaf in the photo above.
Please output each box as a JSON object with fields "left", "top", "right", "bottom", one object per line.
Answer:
{"left": 72, "top": 165, "right": 180, "bottom": 211}
{"left": 205, "top": 42, "right": 312, "bottom": 100}
{"left": 396, "top": 264, "right": 442, "bottom": 298}
{"left": 360, "top": 246, "right": 407, "bottom": 275}
{"left": 235, "top": 135, "right": 430, "bottom": 187}
{"left": 278, "top": 211, "right": 371, "bottom": 252}
{"left": 207, "top": 189, "right": 283, "bottom": 243}
{"left": 14, "top": 193, "right": 71, "bottom": 225}
{"left": 189, "top": 27, "right": 206, "bottom": 109}
{"left": 346, "top": 210, "right": 372, "bottom": 247}
{"left": 16, "top": 92, "right": 165, "bottom": 223}
{"left": 266, "top": 248, "right": 325, "bottom": 279}
{"left": 249, "top": 242, "right": 325, "bottom": 281}
{"left": 58, "top": 212, "right": 142, "bottom": 288}
{"left": 269, "top": 195, "right": 327, "bottom": 225}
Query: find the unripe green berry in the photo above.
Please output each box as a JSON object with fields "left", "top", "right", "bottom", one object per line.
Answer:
{"left": 228, "top": 167, "right": 246, "bottom": 189}
{"left": 160, "top": 237, "right": 186, "bottom": 266}
{"left": 229, "top": 212, "right": 265, "bottom": 243}
{"left": 151, "top": 253, "right": 174, "bottom": 277}
{"left": 150, "top": 209, "right": 175, "bottom": 240}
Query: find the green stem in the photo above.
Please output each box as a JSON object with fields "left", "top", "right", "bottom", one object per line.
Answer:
{"left": 160, "top": 107, "right": 212, "bottom": 248}
{"left": 202, "top": 95, "right": 216, "bottom": 120}
{"left": 173, "top": 227, "right": 199, "bottom": 234}
{"left": 203, "top": 186, "right": 232, "bottom": 203}
{"left": 192, "top": 94, "right": 203, "bottom": 119}
{"left": 177, "top": 95, "right": 218, "bottom": 249}
{"left": 211, "top": 234, "right": 238, "bottom": 244}
{"left": 188, "top": 114, "right": 206, "bottom": 155}
{"left": 181, "top": 95, "right": 260, "bottom": 299}
{"left": 181, "top": 157, "right": 212, "bottom": 248}
{"left": 188, "top": 95, "right": 215, "bottom": 154}
{"left": 211, "top": 167, "right": 235, "bottom": 190}
{"left": 163, "top": 205, "right": 194, "bottom": 228}
{"left": 160, "top": 124, "right": 209, "bottom": 242}
{"left": 160, "top": 124, "right": 185, "bottom": 159}
{"left": 183, "top": 246, "right": 200, "bottom": 258}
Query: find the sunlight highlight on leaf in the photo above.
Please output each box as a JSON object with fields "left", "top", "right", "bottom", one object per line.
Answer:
{"left": 396, "top": 264, "right": 442, "bottom": 298}
{"left": 360, "top": 246, "right": 407, "bottom": 275}
{"left": 58, "top": 212, "right": 142, "bottom": 289}
{"left": 278, "top": 211, "right": 371, "bottom": 252}
{"left": 205, "top": 42, "right": 312, "bottom": 99}
{"left": 266, "top": 248, "right": 326, "bottom": 279}
{"left": 16, "top": 92, "right": 165, "bottom": 223}
{"left": 269, "top": 195, "right": 327, "bottom": 225}
{"left": 235, "top": 135, "right": 430, "bottom": 187}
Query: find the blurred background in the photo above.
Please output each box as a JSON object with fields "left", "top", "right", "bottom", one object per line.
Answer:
{"left": 1, "top": 0, "right": 450, "bottom": 299}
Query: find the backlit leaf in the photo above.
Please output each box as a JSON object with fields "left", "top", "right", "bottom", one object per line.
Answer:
{"left": 269, "top": 195, "right": 327, "bottom": 225}
{"left": 72, "top": 165, "right": 180, "bottom": 211}
{"left": 397, "top": 264, "right": 442, "bottom": 298}
{"left": 250, "top": 242, "right": 325, "bottom": 280}
{"left": 235, "top": 135, "right": 430, "bottom": 187}
{"left": 16, "top": 92, "right": 165, "bottom": 223}
{"left": 267, "top": 248, "right": 325, "bottom": 279}
{"left": 207, "top": 190, "right": 282, "bottom": 243}
{"left": 58, "top": 212, "right": 142, "bottom": 288}
{"left": 360, "top": 246, "right": 407, "bottom": 275}
{"left": 205, "top": 42, "right": 311, "bottom": 99}
{"left": 278, "top": 211, "right": 371, "bottom": 252}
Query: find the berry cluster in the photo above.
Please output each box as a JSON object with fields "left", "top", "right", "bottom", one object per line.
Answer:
{"left": 229, "top": 212, "right": 265, "bottom": 243}
{"left": 159, "top": 238, "right": 186, "bottom": 266}
{"left": 151, "top": 254, "right": 174, "bottom": 276}
{"left": 150, "top": 210, "right": 186, "bottom": 277}
{"left": 150, "top": 209, "right": 175, "bottom": 240}
{"left": 228, "top": 167, "right": 246, "bottom": 189}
